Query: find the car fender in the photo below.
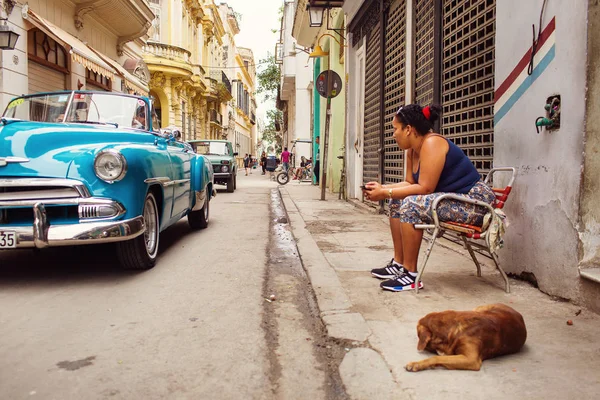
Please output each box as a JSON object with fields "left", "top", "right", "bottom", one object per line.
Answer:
{"left": 66, "top": 141, "right": 176, "bottom": 223}
{"left": 190, "top": 154, "right": 214, "bottom": 210}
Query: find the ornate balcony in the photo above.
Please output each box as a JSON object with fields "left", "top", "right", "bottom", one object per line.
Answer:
{"left": 143, "top": 41, "right": 193, "bottom": 75}
{"left": 72, "top": 0, "right": 155, "bottom": 51}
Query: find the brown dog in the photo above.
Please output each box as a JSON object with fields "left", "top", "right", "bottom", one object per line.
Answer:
{"left": 405, "top": 303, "right": 527, "bottom": 372}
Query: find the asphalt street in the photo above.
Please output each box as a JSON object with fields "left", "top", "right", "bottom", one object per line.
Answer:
{"left": 0, "top": 172, "right": 345, "bottom": 400}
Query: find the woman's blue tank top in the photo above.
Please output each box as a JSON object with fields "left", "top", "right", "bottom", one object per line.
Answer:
{"left": 413, "top": 137, "right": 480, "bottom": 194}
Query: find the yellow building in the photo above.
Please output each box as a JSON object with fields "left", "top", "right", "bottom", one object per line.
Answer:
{"left": 233, "top": 47, "right": 257, "bottom": 159}
{"left": 143, "top": 0, "right": 232, "bottom": 140}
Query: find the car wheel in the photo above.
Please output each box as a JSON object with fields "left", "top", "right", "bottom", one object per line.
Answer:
{"left": 188, "top": 194, "right": 209, "bottom": 229}
{"left": 117, "top": 192, "right": 160, "bottom": 270}
{"left": 277, "top": 171, "right": 290, "bottom": 185}
{"left": 233, "top": 173, "right": 237, "bottom": 190}
{"left": 226, "top": 174, "right": 234, "bottom": 192}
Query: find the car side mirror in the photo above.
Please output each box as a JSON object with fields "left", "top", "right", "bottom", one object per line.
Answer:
{"left": 233, "top": 152, "right": 238, "bottom": 156}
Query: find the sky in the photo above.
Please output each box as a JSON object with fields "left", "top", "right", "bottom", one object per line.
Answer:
{"left": 219, "top": 0, "right": 284, "bottom": 126}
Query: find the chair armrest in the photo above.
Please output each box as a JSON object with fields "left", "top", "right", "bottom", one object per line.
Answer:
{"left": 430, "top": 193, "right": 496, "bottom": 226}
{"left": 484, "top": 167, "right": 516, "bottom": 187}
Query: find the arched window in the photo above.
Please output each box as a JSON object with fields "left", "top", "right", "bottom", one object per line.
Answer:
{"left": 27, "top": 29, "right": 68, "bottom": 73}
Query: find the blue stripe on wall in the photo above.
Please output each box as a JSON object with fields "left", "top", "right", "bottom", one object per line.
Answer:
{"left": 494, "top": 45, "right": 556, "bottom": 125}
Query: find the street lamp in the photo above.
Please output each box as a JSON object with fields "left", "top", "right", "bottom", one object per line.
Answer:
{"left": 307, "top": 6, "right": 324, "bottom": 27}
{"left": 0, "top": 18, "right": 19, "bottom": 50}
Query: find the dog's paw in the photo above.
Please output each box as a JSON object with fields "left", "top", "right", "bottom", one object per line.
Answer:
{"left": 405, "top": 362, "right": 422, "bottom": 372}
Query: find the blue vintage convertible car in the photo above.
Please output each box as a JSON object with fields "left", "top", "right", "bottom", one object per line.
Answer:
{"left": 0, "top": 91, "right": 214, "bottom": 270}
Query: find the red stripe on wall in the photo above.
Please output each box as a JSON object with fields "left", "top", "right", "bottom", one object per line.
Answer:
{"left": 494, "top": 17, "right": 556, "bottom": 103}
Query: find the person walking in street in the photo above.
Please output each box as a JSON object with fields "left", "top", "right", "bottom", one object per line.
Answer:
{"left": 281, "top": 147, "right": 291, "bottom": 173}
{"left": 260, "top": 152, "right": 267, "bottom": 175}
{"left": 244, "top": 153, "right": 250, "bottom": 176}
{"left": 314, "top": 136, "right": 320, "bottom": 185}
{"left": 363, "top": 104, "right": 495, "bottom": 292}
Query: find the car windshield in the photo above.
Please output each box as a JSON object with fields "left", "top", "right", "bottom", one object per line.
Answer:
{"left": 191, "top": 142, "right": 230, "bottom": 156}
{"left": 2, "top": 92, "right": 149, "bottom": 130}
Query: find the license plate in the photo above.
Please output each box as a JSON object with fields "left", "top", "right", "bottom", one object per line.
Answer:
{"left": 0, "top": 231, "right": 17, "bottom": 249}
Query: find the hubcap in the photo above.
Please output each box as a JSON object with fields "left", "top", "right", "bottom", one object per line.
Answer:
{"left": 143, "top": 197, "right": 158, "bottom": 255}
{"left": 204, "top": 199, "right": 209, "bottom": 220}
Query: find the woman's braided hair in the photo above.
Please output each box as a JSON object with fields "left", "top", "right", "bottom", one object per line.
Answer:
{"left": 395, "top": 104, "right": 442, "bottom": 136}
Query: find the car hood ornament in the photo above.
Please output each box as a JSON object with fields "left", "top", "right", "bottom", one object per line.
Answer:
{"left": 0, "top": 157, "right": 30, "bottom": 167}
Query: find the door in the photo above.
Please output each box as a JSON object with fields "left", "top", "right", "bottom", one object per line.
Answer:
{"left": 354, "top": 46, "right": 366, "bottom": 197}
{"left": 167, "top": 140, "right": 193, "bottom": 218}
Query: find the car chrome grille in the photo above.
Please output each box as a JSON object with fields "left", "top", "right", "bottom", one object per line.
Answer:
{"left": 212, "top": 165, "right": 222, "bottom": 173}
{"left": 0, "top": 186, "right": 80, "bottom": 201}
{"left": 79, "top": 205, "right": 99, "bottom": 219}
{"left": 0, "top": 178, "right": 88, "bottom": 225}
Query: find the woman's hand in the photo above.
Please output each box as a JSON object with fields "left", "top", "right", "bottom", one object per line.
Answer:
{"left": 363, "top": 182, "right": 387, "bottom": 201}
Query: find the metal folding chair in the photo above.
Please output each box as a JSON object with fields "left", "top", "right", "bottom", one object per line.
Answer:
{"left": 414, "top": 167, "right": 517, "bottom": 294}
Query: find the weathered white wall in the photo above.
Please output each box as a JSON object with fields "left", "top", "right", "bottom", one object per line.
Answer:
{"left": 494, "top": 1, "right": 588, "bottom": 301}
{"left": 344, "top": 31, "right": 361, "bottom": 199}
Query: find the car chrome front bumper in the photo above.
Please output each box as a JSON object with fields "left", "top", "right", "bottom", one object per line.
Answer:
{"left": 0, "top": 203, "right": 145, "bottom": 249}
{"left": 213, "top": 172, "right": 232, "bottom": 178}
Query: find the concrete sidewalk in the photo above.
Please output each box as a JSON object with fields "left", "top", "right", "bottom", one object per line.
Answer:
{"left": 279, "top": 184, "right": 600, "bottom": 400}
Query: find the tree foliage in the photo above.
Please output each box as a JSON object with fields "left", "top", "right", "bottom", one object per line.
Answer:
{"left": 260, "top": 109, "right": 283, "bottom": 154}
{"left": 256, "top": 53, "right": 280, "bottom": 101}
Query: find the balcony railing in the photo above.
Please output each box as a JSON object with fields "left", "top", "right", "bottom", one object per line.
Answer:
{"left": 210, "top": 109, "right": 222, "bottom": 125}
{"left": 143, "top": 41, "right": 191, "bottom": 64}
{"left": 222, "top": 71, "right": 231, "bottom": 94}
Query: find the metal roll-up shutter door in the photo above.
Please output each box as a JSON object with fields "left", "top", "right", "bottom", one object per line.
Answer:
{"left": 28, "top": 62, "right": 66, "bottom": 94}
{"left": 414, "top": 0, "right": 435, "bottom": 106}
{"left": 441, "top": 0, "right": 496, "bottom": 177}
{"left": 383, "top": 0, "right": 407, "bottom": 185}
{"left": 362, "top": 22, "right": 382, "bottom": 186}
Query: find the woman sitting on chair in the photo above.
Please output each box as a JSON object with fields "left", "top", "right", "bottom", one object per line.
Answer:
{"left": 363, "top": 104, "right": 495, "bottom": 292}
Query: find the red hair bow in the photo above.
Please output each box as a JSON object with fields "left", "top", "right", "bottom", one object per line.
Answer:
{"left": 422, "top": 106, "right": 431, "bottom": 120}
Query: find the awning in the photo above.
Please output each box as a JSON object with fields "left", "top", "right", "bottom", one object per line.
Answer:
{"left": 87, "top": 49, "right": 150, "bottom": 95}
{"left": 24, "top": 8, "right": 115, "bottom": 80}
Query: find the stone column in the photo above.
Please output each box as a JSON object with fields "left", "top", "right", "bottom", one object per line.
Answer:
{"left": 171, "top": 77, "right": 183, "bottom": 129}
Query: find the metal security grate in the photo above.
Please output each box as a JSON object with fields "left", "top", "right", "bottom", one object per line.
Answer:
{"left": 362, "top": 22, "right": 382, "bottom": 186}
{"left": 441, "top": 0, "right": 496, "bottom": 176}
{"left": 383, "top": 0, "right": 407, "bottom": 184}
{"left": 414, "top": 0, "right": 435, "bottom": 106}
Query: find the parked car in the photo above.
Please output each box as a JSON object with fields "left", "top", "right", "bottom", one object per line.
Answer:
{"left": 0, "top": 91, "right": 215, "bottom": 270}
{"left": 188, "top": 140, "right": 238, "bottom": 192}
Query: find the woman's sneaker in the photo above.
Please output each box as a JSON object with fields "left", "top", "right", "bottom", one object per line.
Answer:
{"left": 371, "top": 259, "right": 406, "bottom": 279}
{"left": 380, "top": 272, "right": 423, "bottom": 292}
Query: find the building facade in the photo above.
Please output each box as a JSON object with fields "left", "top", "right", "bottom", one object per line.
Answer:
{"left": 233, "top": 46, "right": 257, "bottom": 159}
{"left": 339, "top": 0, "right": 600, "bottom": 310}
{"left": 0, "top": 0, "right": 152, "bottom": 111}
{"left": 293, "top": 1, "right": 346, "bottom": 191}
{"left": 143, "top": 0, "right": 233, "bottom": 141}
{"left": 277, "top": 1, "right": 314, "bottom": 170}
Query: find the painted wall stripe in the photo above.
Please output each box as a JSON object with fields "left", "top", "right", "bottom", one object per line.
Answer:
{"left": 494, "top": 45, "right": 556, "bottom": 125}
{"left": 494, "top": 31, "right": 555, "bottom": 113}
{"left": 495, "top": 17, "right": 556, "bottom": 102}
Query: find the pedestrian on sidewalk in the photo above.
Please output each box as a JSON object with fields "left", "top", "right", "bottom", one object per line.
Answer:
{"left": 260, "top": 152, "right": 267, "bottom": 175}
{"left": 244, "top": 154, "right": 250, "bottom": 176}
{"left": 363, "top": 104, "right": 495, "bottom": 292}
{"left": 281, "top": 147, "right": 291, "bottom": 172}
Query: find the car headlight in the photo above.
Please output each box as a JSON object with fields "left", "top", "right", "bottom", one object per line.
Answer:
{"left": 94, "top": 149, "right": 127, "bottom": 183}
{"left": 221, "top": 165, "right": 229, "bottom": 173}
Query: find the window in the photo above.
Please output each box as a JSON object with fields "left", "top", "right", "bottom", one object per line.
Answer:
{"left": 27, "top": 29, "right": 68, "bottom": 73}
{"left": 86, "top": 69, "right": 111, "bottom": 91}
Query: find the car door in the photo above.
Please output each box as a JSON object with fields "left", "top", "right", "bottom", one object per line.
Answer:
{"left": 167, "top": 140, "right": 192, "bottom": 218}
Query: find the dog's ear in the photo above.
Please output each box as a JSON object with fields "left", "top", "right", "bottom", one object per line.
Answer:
{"left": 417, "top": 325, "right": 431, "bottom": 351}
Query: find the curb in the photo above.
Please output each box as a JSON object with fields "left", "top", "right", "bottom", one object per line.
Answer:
{"left": 277, "top": 186, "right": 402, "bottom": 398}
